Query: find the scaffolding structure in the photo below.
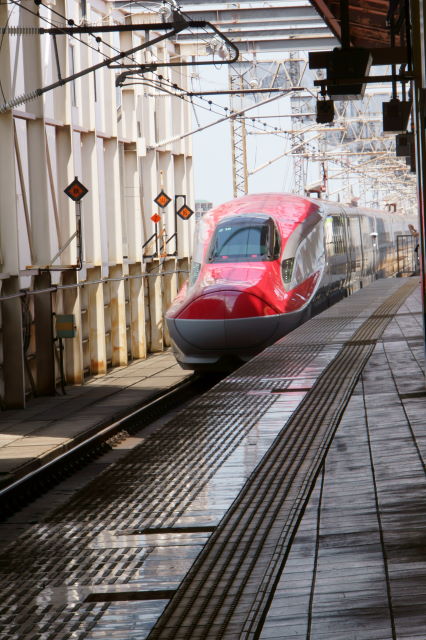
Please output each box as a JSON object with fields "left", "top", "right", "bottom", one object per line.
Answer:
{"left": 227, "top": 55, "right": 416, "bottom": 214}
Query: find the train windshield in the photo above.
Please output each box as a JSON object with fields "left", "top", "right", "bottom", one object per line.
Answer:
{"left": 208, "top": 216, "right": 279, "bottom": 263}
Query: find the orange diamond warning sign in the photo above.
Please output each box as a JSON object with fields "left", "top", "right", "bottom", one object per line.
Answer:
{"left": 64, "top": 178, "right": 88, "bottom": 202}
{"left": 177, "top": 204, "right": 194, "bottom": 220}
{"left": 151, "top": 213, "right": 161, "bottom": 223}
{"left": 154, "top": 190, "right": 171, "bottom": 208}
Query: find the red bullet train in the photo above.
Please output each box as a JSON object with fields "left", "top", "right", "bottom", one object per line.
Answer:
{"left": 166, "top": 193, "right": 417, "bottom": 371}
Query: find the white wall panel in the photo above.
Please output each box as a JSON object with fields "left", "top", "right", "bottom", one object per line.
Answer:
{"left": 124, "top": 150, "right": 143, "bottom": 263}
{"left": 0, "top": 0, "right": 194, "bottom": 396}
{"left": 95, "top": 135, "right": 109, "bottom": 273}
{"left": 104, "top": 138, "right": 124, "bottom": 264}
{"left": 81, "top": 132, "right": 102, "bottom": 265}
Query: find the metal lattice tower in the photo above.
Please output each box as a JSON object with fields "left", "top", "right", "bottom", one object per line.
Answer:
{"left": 229, "top": 71, "right": 248, "bottom": 197}
{"left": 288, "top": 53, "right": 306, "bottom": 195}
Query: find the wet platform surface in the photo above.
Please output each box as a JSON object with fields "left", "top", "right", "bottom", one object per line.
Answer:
{"left": 0, "top": 351, "right": 192, "bottom": 487}
{"left": 260, "top": 283, "right": 426, "bottom": 640}
{"left": 0, "top": 277, "right": 425, "bottom": 640}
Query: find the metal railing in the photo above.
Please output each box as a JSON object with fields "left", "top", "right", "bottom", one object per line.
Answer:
{"left": 397, "top": 235, "right": 419, "bottom": 276}
{"left": 0, "top": 268, "right": 190, "bottom": 302}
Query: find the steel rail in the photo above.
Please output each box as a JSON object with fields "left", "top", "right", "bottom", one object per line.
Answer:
{"left": 0, "top": 374, "right": 209, "bottom": 520}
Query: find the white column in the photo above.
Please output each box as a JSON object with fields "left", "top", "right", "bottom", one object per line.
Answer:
{"left": 104, "top": 139, "right": 124, "bottom": 265}
{"left": 147, "top": 262, "right": 164, "bottom": 352}
{"left": 174, "top": 153, "right": 190, "bottom": 257}
{"left": 162, "top": 258, "right": 178, "bottom": 346}
{"left": 0, "top": 3, "right": 19, "bottom": 276}
{"left": 87, "top": 266, "right": 107, "bottom": 375}
{"left": 124, "top": 149, "right": 143, "bottom": 263}
{"left": 1, "top": 279, "right": 26, "bottom": 408}
{"left": 129, "top": 263, "right": 147, "bottom": 359}
{"left": 81, "top": 132, "right": 102, "bottom": 265}
{"left": 62, "top": 270, "right": 84, "bottom": 384}
{"left": 56, "top": 126, "right": 75, "bottom": 265}
{"left": 22, "top": 5, "right": 53, "bottom": 266}
{"left": 158, "top": 151, "right": 175, "bottom": 239}
{"left": 110, "top": 265, "right": 128, "bottom": 366}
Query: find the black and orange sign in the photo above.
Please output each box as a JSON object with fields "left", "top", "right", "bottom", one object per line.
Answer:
{"left": 177, "top": 204, "right": 194, "bottom": 220}
{"left": 64, "top": 178, "right": 88, "bottom": 202}
{"left": 154, "top": 190, "right": 171, "bottom": 208}
{"left": 151, "top": 213, "right": 161, "bottom": 223}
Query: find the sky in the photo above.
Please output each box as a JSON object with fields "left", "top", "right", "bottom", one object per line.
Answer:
{"left": 190, "top": 63, "right": 299, "bottom": 208}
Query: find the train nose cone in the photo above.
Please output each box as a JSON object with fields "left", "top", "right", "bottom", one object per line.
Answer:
{"left": 177, "top": 290, "right": 278, "bottom": 320}
{"left": 169, "top": 289, "right": 281, "bottom": 352}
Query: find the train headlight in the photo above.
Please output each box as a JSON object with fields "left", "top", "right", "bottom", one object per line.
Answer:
{"left": 282, "top": 258, "right": 295, "bottom": 285}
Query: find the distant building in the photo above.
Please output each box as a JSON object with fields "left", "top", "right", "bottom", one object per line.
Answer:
{"left": 195, "top": 200, "right": 213, "bottom": 219}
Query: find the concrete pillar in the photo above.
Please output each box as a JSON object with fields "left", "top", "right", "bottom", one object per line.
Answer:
{"left": 109, "top": 265, "right": 128, "bottom": 367}
{"left": 174, "top": 154, "right": 190, "bottom": 257}
{"left": 22, "top": 5, "right": 53, "bottom": 266}
{"left": 0, "top": 3, "right": 20, "bottom": 277}
{"left": 56, "top": 126, "right": 75, "bottom": 265}
{"left": 158, "top": 152, "right": 175, "bottom": 235}
{"left": 162, "top": 258, "right": 178, "bottom": 346}
{"left": 62, "top": 270, "right": 84, "bottom": 384}
{"left": 185, "top": 155, "right": 195, "bottom": 256}
{"left": 2, "top": 279, "right": 26, "bottom": 408}
{"left": 141, "top": 151, "right": 158, "bottom": 241}
{"left": 104, "top": 139, "right": 124, "bottom": 265}
{"left": 52, "top": 0, "right": 69, "bottom": 124}
{"left": 124, "top": 149, "right": 143, "bottom": 263}
{"left": 81, "top": 132, "right": 103, "bottom": 265}
{"left": 147, "top": 261, "right": 164, "bottom": 352}
{"left": 34, "top": 272, "right": 56, "bottom": 396}
{"left": 87, "top": 267, "right": 107, "bottom": 375}
{"left": 129, "top": 263, "right": 147, "bottom": 359}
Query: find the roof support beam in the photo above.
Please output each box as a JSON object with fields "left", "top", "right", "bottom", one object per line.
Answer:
{"left": 178, "top": 7, "right": 321, "bottom": 22}
{"left": 113, "top": 4, "right": 322, "bottom": 23}
{"left": 177, "top": 25, "right": 333, "bottom": 41}
{"left": 230, "top": 37, "right": 338, "bottom": 53}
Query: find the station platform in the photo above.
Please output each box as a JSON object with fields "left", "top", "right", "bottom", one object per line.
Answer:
{"left": 0, "top": 351, "right": 192, "bottom": 489}
{"left": 0, "top": 275, "right": 425, "bottom": 640}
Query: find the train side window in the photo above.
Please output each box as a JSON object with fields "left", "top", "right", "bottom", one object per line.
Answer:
{"left": 325, "top": 215, "right": 346, "bottom": 255}
{"left": 348, "top": 216, "right": 362, "bottom": 272}
{"left": 289, "top": 223, "right": 325, "bottom": 289}
{"left": 332, "top": 216, "right": 346, "bottom": 254}
{"left": 324, "top": 216, "right": 335, "bottom": 256}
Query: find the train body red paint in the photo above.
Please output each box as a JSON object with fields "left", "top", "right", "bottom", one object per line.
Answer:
{"left": 166, "top": 193, "right": 417, "bottom": 371}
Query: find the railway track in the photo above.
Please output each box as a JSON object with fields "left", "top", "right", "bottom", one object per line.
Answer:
{"left": 0, "top": 374, "right": 215, "bottom": 519}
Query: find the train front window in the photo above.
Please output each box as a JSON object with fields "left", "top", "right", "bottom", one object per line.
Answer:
{"left": 208, "top": 217, "right": 278, "bottom": 262}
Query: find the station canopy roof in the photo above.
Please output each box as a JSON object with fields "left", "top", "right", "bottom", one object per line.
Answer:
{"left": 112, "top": 0, "right": 340, "bottom": 53}
{"left": 308, "top": 0, "right": 392, "bottom": 48}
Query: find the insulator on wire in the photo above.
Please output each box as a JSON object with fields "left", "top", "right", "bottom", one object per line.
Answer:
{"left": 0, "top": 90, "right": 40, "bottom": 114}
{"left": 0, "top": 26, "right": 40, "bottom": 35}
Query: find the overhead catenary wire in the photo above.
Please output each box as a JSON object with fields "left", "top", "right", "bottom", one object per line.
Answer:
{"left": 2, "top": 0, "right": 416, "bottom": 209}
{"left": 2, "top": 0, "right": 305, "bottom": 145}
{"left": 1, "top": 0, "right": 237, "bottom": 111}
{"left": 146, "top": 89, "right": 301, "bottom": 150}
{"left": 0, "top": 0, "right": 301, "bottom": 156}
